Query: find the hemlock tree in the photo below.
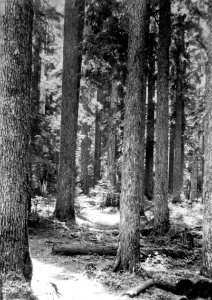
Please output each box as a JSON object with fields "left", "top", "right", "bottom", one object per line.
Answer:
{"left": 114, "top": 0, "right": 148, "bottom": 272}
{"left": 145, "top": 23, "right": 156, "bottom": 200}
{"left": 172, "top": 15, "right": 185, "bottom": 204}
{"left": 153, "top": 0, "right": 171, "bottom": 234}
{"left": 107, "top": 79, "right": 118, "bottom": 190}
{"left": 55, "top": 0, "right": 85, "bottom": 221}
{"left": 202, "top": 2, "right": 212, "bottom": 278}
{"left": 80, "top": 89, "right": 92, "bottom": 195}
{"left": 0, "top": 0, "right": 33, "bottom": 281}
{"left": 93, "top": 88, "right": 103, "bottom": 185}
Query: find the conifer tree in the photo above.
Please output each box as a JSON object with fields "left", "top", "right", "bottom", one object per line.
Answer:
{"left": 154, "top": 0, "right": 171, "bottom": 234}
{"left": 114, "top": 0, "right": 148, "bottom": 272}
{"left": 55, "top": 0, "right": 85, "bottom": 221}
{"left": 0, "top": 0, "right": 33, "bottom": 282}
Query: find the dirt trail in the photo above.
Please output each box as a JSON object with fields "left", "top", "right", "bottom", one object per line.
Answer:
{"left": 30, "top": 196, "right": 120, "bottom": 300}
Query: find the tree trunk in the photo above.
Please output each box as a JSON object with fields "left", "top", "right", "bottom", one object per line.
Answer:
{"left": 107, "top": 79, "right": 118, "bottom": 190}
{"left": 0, "top": 0, "right": 33, "bottom": 282}
{"left": 145, "top": 30, "right": 156, "bottom": 200}
{"left": 55, "top": 0, "right": 85, "bottom": 222}
{"left": 153, "top": 0, "right": 171, "bottom": 235}
{"left": 168, "top": 117, "right": 175, "bottom": 195}
{"left": 190, "top": 151, "right": 198, "bottom": 202}
{"left": 80, "top": 121, "right": 91, "bottom": 195}
{"left": 39, "top": 51, "right": 46, "bottom": 115}
{"left": 31, "top": 33, "right": 42, "bottom": 140}
{"left": 80, "top": 89, "right": 91, "bottom": 195}
{"left": 114, "top": 0, "right": 148, "bottom": 272}
{"left": 173, "top": 16, "right": 185, "bottom": 204}
{"left": 201, "top": 135, "right": 204, "bottom": 202}
{"left": 202, "top": 4, "right": 212, "bottom": 278}
{"left": 93, "top": 88, "right": 103, "bottom": 185}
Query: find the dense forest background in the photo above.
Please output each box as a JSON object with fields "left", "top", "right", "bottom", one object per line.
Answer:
{"left": 31, "top": 0, "right": 205, "bottom": 209}
{"left": 1, "top": 0, "right": 212, "bottom": 299}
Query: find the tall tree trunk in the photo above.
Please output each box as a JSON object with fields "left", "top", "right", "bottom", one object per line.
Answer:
{"left": 168, "top": 116, "right": 175, "bottom": 195}
{"left": 93, "top": 88, "right": 103, "bottom": 185}
{"left": 80, "top": 90, "right": 91, "bottom": 195}
{"left": 173, "top": 16, "right": 185, "bottom": 204}
{"left": 145, "top": 31, "right": 156, "bottom": 200}
{"left": 39, "top": 51, "right": 46, "bottom": 115}
{"left": 202, "top": 4, "right": 212, "bottom": 278}
{"left": 190, "top": 151, "right": 198, "bottom": 202}
{"left": 107, "top": 79, "right": 118, "bottom": 190}
{"left": 0, "top": 0, "right": 33, "bottom": 282}
{"left": 114, "top": 0, "right": 148, "bottom": 273}
{"left": 31, "top": 33, "right": 42, "bottom": 140}
{"left": 153, "top": 0, "right": 171, "bottom": 235}
{"left": 30, "top": 31, "right": 42, "bottom": 211}
{"left": 55, "top": 0, "right": 85, "bottom": 222}
{"left": 81, "top": 123, "right": 91, "bottom": 195}
{"left": 202, "top": 134, "right": 204, "bottom": 202}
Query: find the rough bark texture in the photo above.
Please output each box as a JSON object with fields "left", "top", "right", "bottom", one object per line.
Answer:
{"left": 80, "top": 91, "right": 91, "bottom": 195}
{"left": 153, "top": 0, "right": 171, "bottom": 234}
{"left": 53, "top": 243, "right": 188, "bottom": 259}
{"left": 107, "top": 79, "right": 118, "bottom": 190}
{"left": 145, "top": 30, "right": 155, "bottom": 200}
{"left": 52, "top": 244, "right": 117, "bottom": 256}
{"left": 39, "top": 52, "right": 46, "bottom": 115}
{"left": 201, "top": 135, "right": 204, "bottom": 201}
{"left": 173, "top": 17, "right": 185, "bottom": 204}
{"left": 0, "top": 0, "right": 33, "bottom": 281}
{"left": 55, "top": 0, "right": 85, "bottom": 221}
{"left": 202, "top": 4, "right": 212, "bottom": 278}
{"left": 93, "top": 88, "right": 103, "bottom": 185}
{"left": 114, "top": 0, "right": 148, "bottom": 272}
{"left": 31, "top": 33, "right": 42, "bottom": 140}
{"left": 190, "top": 151, "right": 198, "bottom": 202}
{"left": 168, "top": 117, "right": 175, "bottom": 195}
{"left": 81, "top": 123, "right": 91, "bottom": 195}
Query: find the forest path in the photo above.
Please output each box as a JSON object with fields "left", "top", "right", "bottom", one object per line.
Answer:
{"left": 30, "top": 195, "right": 120, "bottom": 300}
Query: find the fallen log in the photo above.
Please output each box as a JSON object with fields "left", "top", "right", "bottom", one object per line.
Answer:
{"left": 121, "top": 277, "right": 212, "bottom": 299}
{"left": 140, "top": 247, "right": 188, "bottom": 259}
{"left": 169, "top": 296, "right": 188, "bottom": 300}
{"left": 122, "top": 279, "right": 155, "bottom": 297}
{"left": 52, "top": 244, "right": 117, "bottom": 256}
{"left": 52, "top": 243, "right": 189, "bottom": 259}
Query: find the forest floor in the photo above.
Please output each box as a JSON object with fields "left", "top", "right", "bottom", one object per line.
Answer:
{"left": 28, "top": 192, "right": 205, "bottom": 300}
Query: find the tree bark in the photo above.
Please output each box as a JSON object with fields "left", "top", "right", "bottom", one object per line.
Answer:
{"left": 173, "top": 16, "right": 185, "bottom": 204}
{"left": 55, "top": 0, "right": 85, "bottom": 221}
{"left": 114, "top": 0, "right": 148, "bottom": 272}
{"left": 93, "top": 88, "right": 103, "bottom": 185}
{"left": 31, "top": 31, "right": 42, "bottom": 140}
{"left": 153, "top": 0, "right": 171, "bottom": 235}
{"left": 52, "top": 244, "right": 117, "bottom": 256}
{"left": 80, "top": 90, "right": 91, "bottom": 195}
{"left": 202, "top": 4, "right": 212, "bottom": 278}
{"left": 0, "top": 0, "right": 33, "bottom": 282}
{"left": 52, "top": 243, "right": 188, "bottom": 259}
{"left": 145, "top": 30, "right": 156, "bottom": 200}
{"left": 107, "top": 79, "right": 118, "bottom": 190}
{"left": 190, "top": 151, "right": 198, "bottom": 202}
{"left": 81, "top": 123, "right": 91, "bottom": 195}
{"left": 168, "top": 116, "right": 175, "bottom": 195}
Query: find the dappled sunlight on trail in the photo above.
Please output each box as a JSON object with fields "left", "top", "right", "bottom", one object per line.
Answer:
{"left": 77, "top": 195, "right": 119, "bottom": 228}
{"left": 31, "top": 258, "right": 118, "bottom": 300}
{"left": 29, "top": 194, "right": 120, "bottom": 300}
